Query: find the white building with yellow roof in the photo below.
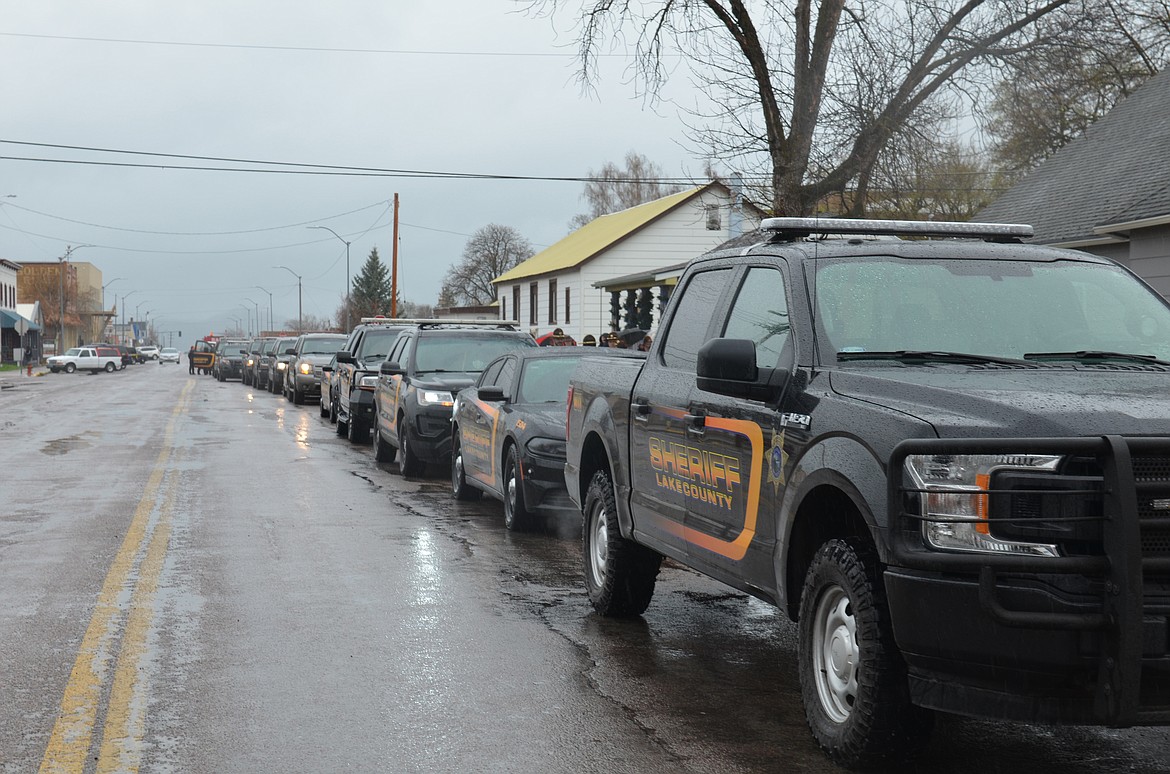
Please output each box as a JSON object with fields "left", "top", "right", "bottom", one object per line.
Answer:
{"left": 492, "top": 181, "right": 761, "bottom": 342}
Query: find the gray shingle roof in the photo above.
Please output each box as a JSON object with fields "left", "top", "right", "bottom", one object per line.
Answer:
{"left": 979, "top": 69, "right": 1170, "bottom": 243}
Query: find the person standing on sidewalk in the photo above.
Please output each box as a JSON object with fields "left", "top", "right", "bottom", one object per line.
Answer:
{"left": 188, "top": 345, "right": 196, "bottom": 374}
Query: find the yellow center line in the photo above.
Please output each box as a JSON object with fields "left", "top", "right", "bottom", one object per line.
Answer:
{"left": 96, "top": 456, "right": 180, "bottom": 773}
{"left": 39, "top": 380, "right": 194, "bottom": 774}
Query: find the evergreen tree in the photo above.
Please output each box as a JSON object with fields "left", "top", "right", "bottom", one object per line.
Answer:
{"left": 351, "top": 247, "right": 394, "bottom": 319}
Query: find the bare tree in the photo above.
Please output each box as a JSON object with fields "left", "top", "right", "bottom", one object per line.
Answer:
{"left": 439, "top": 224, "right": 534, "bottom": 307}
{"left": 984, "top": 9, "right": 1166, "bottom": 178}
{"left": 569, "top": 152, "right": 686, "bottom": 229}
{"left": 527, "top": 0, "right": 1164, "bottom": 215}
{"left": 282, "top": 313, "right": 333, "bottom": 332}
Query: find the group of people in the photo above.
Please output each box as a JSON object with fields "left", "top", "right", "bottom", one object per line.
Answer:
{"left": 577, "top": 331, "right": 653, "bottom": 351}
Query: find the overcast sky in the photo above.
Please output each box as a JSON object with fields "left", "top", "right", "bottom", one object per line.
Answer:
{"left": 0, "top": 1, "right": 708, "bottom": 342}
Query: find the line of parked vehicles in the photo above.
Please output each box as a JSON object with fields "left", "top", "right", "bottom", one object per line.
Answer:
{"left": 203, "top": 318, "right": 620, "bottom": 529}
{"left": 46, "top": 342, "right": 164, "bottom": 373}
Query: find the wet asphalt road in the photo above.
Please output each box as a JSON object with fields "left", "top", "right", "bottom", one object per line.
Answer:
{"left": 1, "top": 364, "right": 1169, "bottom": 773}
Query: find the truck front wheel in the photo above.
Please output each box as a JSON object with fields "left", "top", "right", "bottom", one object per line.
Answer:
{"left": 583, "top": 470, "right": 661, "bottom": 617}
{"left": 798, "top": 538, "right": 933, "bottom": 768}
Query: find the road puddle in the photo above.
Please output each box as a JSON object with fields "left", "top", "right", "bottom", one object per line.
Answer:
{"left": 41, "top": 432, "right": 98, "bottom": 456}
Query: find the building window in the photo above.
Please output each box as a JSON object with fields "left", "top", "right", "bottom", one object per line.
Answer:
{"left": 529, "top": 282, "right": 538, "bottom": 326}
{"left": 705, "top": 204, "right": 722, "bottom": 231}
{"left": 548, "top": 278, "right": 557, "bottom": 325}
{"left": 501, "top": 297, "right": 507, "bottom": 321}
{"left": 564, "top": 286, "right": 571, "bottom": 325}
{"left": 512, "top": 285, "right": 521, "bottom": 325}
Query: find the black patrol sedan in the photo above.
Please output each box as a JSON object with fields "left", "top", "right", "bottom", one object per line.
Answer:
{"left": 450, "top": 348, "right": 611, "bottom": 530}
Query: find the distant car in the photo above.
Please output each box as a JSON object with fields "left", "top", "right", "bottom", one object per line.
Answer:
{"left": 212, "top": 338, "right": 250, "bottom": 382}
{"left": 372, "top": 321, "right": 537, "bottom": 475}
{"left": 267, "top": 336, "right": 299, "bottom": 394}
{"left": 284, "top": 333, "right": 347, "bottom": 405}
{"left": 333, "top": 321, "right": 413, "bottom": 443}
{"left": 159, "top": 347, "right": 181, "bottom": 364}
{"left": 243, "top": 336, "right": 274, "bottom": 387}
{"left": 451, "top": 348, "right": 607, "bottom": 529}
{"left": 47, "top": 346, "right": 122, "bottom": 374}
{"left": 138, "top": 345, "right": 160, "bottom": 360}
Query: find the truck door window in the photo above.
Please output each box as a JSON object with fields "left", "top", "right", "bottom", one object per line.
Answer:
{"left": 661, "top": 268, "right": 733, "bottom": 371}
{"left": 722, "top": 267, "right": 790, "bottom": 369}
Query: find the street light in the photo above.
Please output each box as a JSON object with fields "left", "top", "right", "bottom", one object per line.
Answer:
{"left": 309, "top": 226, "right": 351, "bottom": 332}
{"left": 253, "top": 286, "right": 273, "bottom": 333}
{"left": 229, "top": 316, "right": 242, "bottom": 335}
{"left": 274, "top": 266, "right": 302, "bottom": 332}
{"left": 58, "top": 244, "right": 92, "bottom": 353}
{"left": 120, "top": 290, "right": 140, "bottom": 346}
{"left": 100, "top": 277, "right": 124, "bottom": 342}
{"left": 245, "top": 297, "right": 260, "bottom": 336}
{"left": 132, "top": 300, "right": 151, "bottom": 345}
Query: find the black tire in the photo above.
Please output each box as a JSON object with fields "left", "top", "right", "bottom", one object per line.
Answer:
{"left": 347, "top": 413, "right": 368, "bottom": 444}
{"left": 104, "top": 361, "right": 116, "bottom": 373}
{"left": 502, "top": 446, "right": 530, "bottom": 530}
{"left": 217, "top": 369, "right": 225, "bottom": 382}
{"left": 397, "top": 419, "right": 425, "bottom": 477}
{"left": 329, "top": 397, "right": 338, "bottom": 424}
{"left": 798, "top": 538, "right": 934, "bottom": 768}
{"left": 373, "top": 424, "right": 397, "bottom": 463}
{"left": 319, "top": 391, "right": 330, "bottom": 417}
{"left": 336, "top": 407, "right": 348, "bottom": 436}
{"left": 582, "top": 470, "right": 661, "bottom": 616}
{"left": 64, "top": 363, "right": 76, "bottom": 374}
{"left": 292, "top": 384, "right": 304, "bottom": 405}
{"left": 451, "top": 436, "right": 480, "bottom": 501}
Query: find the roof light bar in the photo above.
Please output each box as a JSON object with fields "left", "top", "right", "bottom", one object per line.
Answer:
{"left": 359, "top": 317, "right": 521, "bottom": 327}
{"left": 761, "top": 217, "right": 1034, "bottom": 241}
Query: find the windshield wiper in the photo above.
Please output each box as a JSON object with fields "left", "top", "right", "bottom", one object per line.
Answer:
{"left": 1023, "top": 350, "right": 1170, "bottom": 366}
{"left": 837, "top": 350, "right": 1035, "bottom": 366}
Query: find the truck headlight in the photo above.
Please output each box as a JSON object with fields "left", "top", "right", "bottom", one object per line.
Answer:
{"left": 418, "top": 390, "right": 454, "bottom": 407}
{"left": 358, "top": 375, "right": 379, "bottom": 390}
{"left": 299, "top": 362, "right": 312, "bottom": 375}
{"left": 276, "top": 362, "right": 287, "bottom": 371}
{"left": 905, "top": 454, "right": 1062, "bottom": 557}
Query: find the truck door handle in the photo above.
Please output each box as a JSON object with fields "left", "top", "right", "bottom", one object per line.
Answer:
{"left": 684, "top": 411, "right": 707, "bottom": 435}
{"left": 632, "top": 400, "right": 652, "bottom": 422}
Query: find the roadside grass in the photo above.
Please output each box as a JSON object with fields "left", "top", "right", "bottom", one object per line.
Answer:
{"left": 0, "top": 364, "right": 19, "bottom": 372}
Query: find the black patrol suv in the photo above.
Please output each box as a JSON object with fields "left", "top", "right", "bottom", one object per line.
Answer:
{"left": 212, "top": 338, "right": 250, "bottom": 381}
{"left": 372, "top": 321, "right": 536, "bottom": 476}
{"left": 332, "top": 319, "right": 414, "bottom": 443}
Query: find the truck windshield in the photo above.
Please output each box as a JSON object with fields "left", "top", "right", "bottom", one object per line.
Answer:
{"left": 356, "top": 329, "right": 402, "bottom": 364}
{"left": 813, "top": 256, "right": 1170, "bottom": 363}
{"left": 414, "top": 334, "right": 534, "bottom": 374}
{"left": 300, "top": 336, "right": 345, "bottom": 355}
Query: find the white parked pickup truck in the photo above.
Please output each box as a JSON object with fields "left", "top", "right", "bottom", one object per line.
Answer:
{"left": 47, "top": 346, "right": 122, "bottom": 374}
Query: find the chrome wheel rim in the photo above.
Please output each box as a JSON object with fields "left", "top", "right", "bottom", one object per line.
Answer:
{"left": 588, "top": 506, "right": 608, "bottom": 589}
{"left": 812, "top": 585, "right": 858, "bottom": 724}
{"left": 505, "top": 464, "right": 517, "bottom": 520}
{"left": 453, "top": 448, "right": 464, "bottom": 491}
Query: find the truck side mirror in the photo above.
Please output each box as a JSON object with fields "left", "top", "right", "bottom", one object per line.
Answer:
{"left": 477, "top": 385, "right": 507, "bottom": 402}
{"left": 696, "top": 338, "right": 785, "bottom": 402}
{"left": 336, "top": 351, "right": 355, "bottom": 364}
{"left": 380, "top": 361, "right": 404, "bottom": 376}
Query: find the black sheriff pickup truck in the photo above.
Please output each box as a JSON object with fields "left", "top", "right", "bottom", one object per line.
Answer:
{"left": 564, "top": 217, "right": 1170, "bottom": 768}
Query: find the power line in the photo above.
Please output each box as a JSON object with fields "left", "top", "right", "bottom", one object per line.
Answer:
{"left": 0, "top": 30, "right": 586, "bottom": 57}
{"left": 0, "top": 199, "right": 391, "bottom": 236}
{"left": 0, "top": 139, "right": 711, "bottom": 184}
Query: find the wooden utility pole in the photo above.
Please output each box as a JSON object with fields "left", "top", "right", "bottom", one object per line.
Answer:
{"left": 391, "top": 193, "right": 399, "bottom": 318}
